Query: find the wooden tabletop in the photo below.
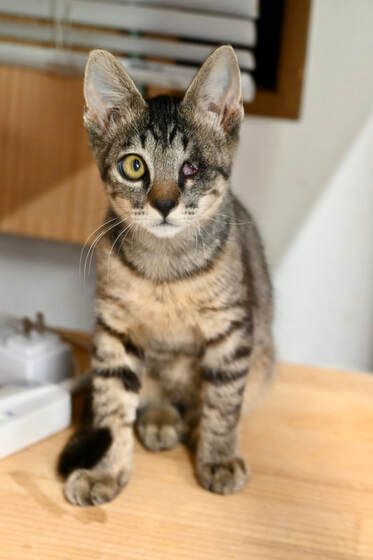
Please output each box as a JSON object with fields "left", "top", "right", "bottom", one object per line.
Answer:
{"left": 1, "top": 363, "right": 372, "bottom": 560}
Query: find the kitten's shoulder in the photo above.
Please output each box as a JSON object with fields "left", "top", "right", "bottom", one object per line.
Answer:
{"left": 229, "top": 191, "right": 272, "bottom": 297}
{"left": 229, "top": 192, "right": 257, "bottom": 236}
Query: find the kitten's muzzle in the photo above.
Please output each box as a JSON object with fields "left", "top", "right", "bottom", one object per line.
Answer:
{"left": 148, "top": 181, "right": 180, "bottom": 219}
{"left": 152, "top": 198, "right": 177, "bottom": 219}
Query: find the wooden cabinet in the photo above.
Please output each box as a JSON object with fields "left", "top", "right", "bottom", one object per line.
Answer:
{"left": 0, "top": 64, "right": 105, "bottom": 244}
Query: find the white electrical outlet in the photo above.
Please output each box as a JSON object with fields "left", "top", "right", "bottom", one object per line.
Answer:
{"left": 0, "top": 316, "right": 73, "bottom": 385}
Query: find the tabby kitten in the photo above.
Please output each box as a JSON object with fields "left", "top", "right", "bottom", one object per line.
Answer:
{"left": 58, "top": 46, "right": 274, "bottom": 506}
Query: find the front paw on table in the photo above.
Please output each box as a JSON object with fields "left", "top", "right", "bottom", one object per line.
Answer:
{"left": 64, "top": 468, "right": 127, "bottom": 506}
{"left": 197, "top": 457, "right": 249, "bottom": 495}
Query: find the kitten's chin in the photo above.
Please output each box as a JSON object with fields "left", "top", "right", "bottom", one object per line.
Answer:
{"left": 143, "top": 222, "right": 183, "bottom": 239}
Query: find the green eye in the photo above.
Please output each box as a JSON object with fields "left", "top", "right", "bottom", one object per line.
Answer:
{"left": 118, "top": 154, "right": 146, "bottom": 181}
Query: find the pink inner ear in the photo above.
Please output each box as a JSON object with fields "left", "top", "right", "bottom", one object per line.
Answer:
{"left": 208, "top": 102, "right": 221, "bottom": 114}
{"left": 220, "top": 103, "right": 242, "bottom": 135}
{"left": 206, "top": 88, "right": 242, "bottom": 134}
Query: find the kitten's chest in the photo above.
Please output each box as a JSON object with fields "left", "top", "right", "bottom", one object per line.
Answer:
{"left": 98, "top": 237, "right": 243, "bottom": 353}
{"left": 119, "top": 278, "right": 204, "bottom": 352}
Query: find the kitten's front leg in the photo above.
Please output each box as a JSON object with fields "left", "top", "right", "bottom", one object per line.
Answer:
{"left": 196, "top": 319, "right": 252, "bottom": 495}
{"left": 58, "top": 317, "right": 143, "bottom": 506}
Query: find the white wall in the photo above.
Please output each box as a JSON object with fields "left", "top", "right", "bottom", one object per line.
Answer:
{"left": 231, "top": 0, "right": 373, "bottom": 371}
{"left": 0, "top": 0, "right": 372, "bottom": 370}
{"left": 274, "top": 111, "right": 373, "bottom": 371}
{"left": 0, "top": 235, "right": 95, "bottom": 332}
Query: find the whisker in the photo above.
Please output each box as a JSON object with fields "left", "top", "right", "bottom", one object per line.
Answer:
{"left": 82, "top": 218, "right": 123, "bottom": 284}
{"left": 106, "top": 218, "right": 135, "bottom": 281}
{"left": 79, "top": 216, "right": 119, "bottom": 281}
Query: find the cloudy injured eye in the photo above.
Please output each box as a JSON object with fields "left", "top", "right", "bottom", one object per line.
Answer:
{"left": 181, "top": 161, "right": 199, "bottom": 177}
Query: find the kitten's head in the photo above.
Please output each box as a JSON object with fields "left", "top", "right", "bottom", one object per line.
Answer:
{"left": 84, "top": 46, "right": 243, "bottom": 239}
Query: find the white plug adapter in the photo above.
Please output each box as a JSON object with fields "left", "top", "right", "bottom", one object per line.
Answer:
{"left": 0, "top": 318, "right": 73, "bottom": 385}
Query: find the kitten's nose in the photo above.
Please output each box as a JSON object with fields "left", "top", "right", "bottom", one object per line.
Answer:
{"left": 152, "top": 198, "right": 176, "bottom": 218}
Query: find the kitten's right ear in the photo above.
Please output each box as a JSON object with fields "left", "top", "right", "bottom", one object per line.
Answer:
{"left": 84, "top": 50, "right": 146, "bottom": 130}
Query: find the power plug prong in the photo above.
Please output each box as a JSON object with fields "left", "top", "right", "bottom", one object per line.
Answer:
{"left": 22, "top": 317, "right": 33, "bottom": 338}
{"left": 35, "top": 312, "right": 46, "bottom": 334}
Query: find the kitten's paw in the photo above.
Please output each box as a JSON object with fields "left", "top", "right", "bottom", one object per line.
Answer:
{"left": 197, "top": 457, "right": 249, "bottom": 495}
{"left": 64, "top": 468, "right": 128, "bottom": 506}
{"left": 136, "top": 404, "right": 183, "bottom": 451}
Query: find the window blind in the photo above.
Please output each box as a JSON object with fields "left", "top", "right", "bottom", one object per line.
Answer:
{"left": 0, "top": 0, "right": 259, "bottom": 101}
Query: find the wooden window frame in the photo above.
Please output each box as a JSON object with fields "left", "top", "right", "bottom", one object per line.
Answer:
{"left": 246, "top": 0, "right": 311, "bottom": 119}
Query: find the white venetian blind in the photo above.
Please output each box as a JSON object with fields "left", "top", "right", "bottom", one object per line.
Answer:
{"left": 0, "top": 0, "right": 259, "bottom": 101}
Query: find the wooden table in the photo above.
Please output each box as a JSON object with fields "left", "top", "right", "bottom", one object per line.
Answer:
{"left": 1, "top": 363, "right": 372, "bottom": 560}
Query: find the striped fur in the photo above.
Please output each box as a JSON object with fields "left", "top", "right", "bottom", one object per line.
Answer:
{"left": 59, "top": 46, "right": 274, "bottom": 505}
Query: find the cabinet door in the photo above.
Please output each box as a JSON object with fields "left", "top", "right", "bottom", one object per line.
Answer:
{"left": 0, "top": 64, "right": 106, "bottom": 244}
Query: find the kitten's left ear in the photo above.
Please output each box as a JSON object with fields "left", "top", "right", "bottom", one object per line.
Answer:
{"left": 182, "top": 45, "right": 244, "bottom": 134}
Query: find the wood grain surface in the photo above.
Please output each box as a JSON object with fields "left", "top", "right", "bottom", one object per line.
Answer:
{"left": 0, "top": 362, "right": 372, "bottom": 559}
{"left": 0, "top": 64, "right": 105, "bottom": 244}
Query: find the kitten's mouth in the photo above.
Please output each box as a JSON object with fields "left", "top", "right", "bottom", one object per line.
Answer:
{"left": 156, "top": 216, "right": 179, "bottom": 227}
{"left": 146, "top": 219, "right": 181, "bottom": 238}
